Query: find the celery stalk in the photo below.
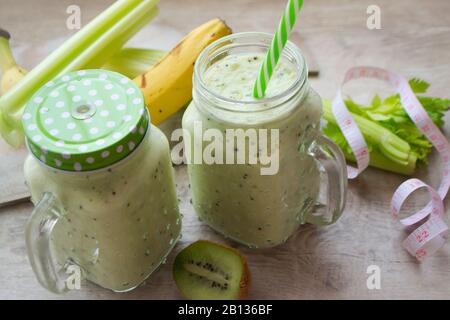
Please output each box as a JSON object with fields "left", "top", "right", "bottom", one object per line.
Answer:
{"left": 0, "top": 0, "right": 159, "bottom": 147}
{"left": 64, "top": 4, "right": 160, "bottom": 72}
{"left": 342, "top": 147, "right": 417, "bottom": 176}
{"left": 102, "top": 48, "right": 167, "bottom": 79}
{"left": 3, "top": 0, "right": 144, "bottom": 113}
{"left": 322, "top": 99, "right": 411, "bottom": 165}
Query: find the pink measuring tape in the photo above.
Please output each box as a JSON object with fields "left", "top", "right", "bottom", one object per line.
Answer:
{"left": 332, "top": 66, "right": 450, "bottom": 260}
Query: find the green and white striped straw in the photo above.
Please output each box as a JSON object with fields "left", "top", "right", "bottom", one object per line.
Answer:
{"left": 253, "top": 0, "right": 304, "bottom": 99}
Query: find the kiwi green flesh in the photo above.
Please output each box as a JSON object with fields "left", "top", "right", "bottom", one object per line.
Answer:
{"left": 173, "top": 241, "right": 246, "bottom": 300}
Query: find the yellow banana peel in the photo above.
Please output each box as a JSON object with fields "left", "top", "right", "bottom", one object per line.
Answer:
{"left": 134, "top": 18, "right": 232, "bottom": 125}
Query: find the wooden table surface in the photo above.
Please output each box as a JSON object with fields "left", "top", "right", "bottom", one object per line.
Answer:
{"left": 1, "top": 0, "right": 450, "bottom": 300}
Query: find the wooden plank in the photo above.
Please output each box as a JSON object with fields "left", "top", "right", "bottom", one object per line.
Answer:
{"left": 0, "top": 139, "right": 29, "bottom": 206}
{"left": 2, "top": 165, "right": 450, "bottom": 299}
{"left": 1, "top": 0, "right": 450, "bottom": 299}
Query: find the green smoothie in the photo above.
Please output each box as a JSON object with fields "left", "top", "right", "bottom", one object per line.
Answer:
{"left": 23, "top": 70, "right": 182, "bottom": 293}
{"left": 183, "top": 52, "right": 323, "bottom": 248}
{"left": 24, "top": 126, "right": 181, "bottom": 291}
{"left": 205, "top": 54, "right": 297, "bottom": 101}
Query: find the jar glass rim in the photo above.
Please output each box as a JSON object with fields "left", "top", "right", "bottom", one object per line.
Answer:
{"left": 194, "top": 32, "right": 308, "bottom": 112}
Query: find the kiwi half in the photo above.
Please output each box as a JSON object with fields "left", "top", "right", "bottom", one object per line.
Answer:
{"left": 173, "top": 240, "right": 250, "bottom": 300}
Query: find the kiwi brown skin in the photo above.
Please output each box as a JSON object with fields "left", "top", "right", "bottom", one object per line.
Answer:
{"left": 231, "top": 243, "right": 251, "bottom": 300}
{"left": 173, "top": 240, "right": 251, "bottom": 300}
{"left": 238, "top": 251, "right": 251, "bottom": 299}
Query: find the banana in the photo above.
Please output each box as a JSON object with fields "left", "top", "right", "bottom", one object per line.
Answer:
{"left": 134, "top": 18, "right": 232, "bottom": 125}
{"left": 0, "top": 29, "right": 28, "bottom": 94}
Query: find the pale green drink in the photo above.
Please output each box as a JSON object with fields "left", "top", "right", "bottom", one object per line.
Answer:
{"left": 183, "top": 33, "right": 330, "bottom": 248}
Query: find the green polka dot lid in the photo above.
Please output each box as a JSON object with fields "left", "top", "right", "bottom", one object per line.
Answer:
{"left": 22, "top": 70, "right": 149, "bottom": 172}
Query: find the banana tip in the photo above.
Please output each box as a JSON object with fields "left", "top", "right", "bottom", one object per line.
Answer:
{"left": 0, "top": 28, "right": 11, "bottom": 40}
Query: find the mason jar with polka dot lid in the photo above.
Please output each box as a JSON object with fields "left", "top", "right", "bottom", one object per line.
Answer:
{"left": 22, "top": 70, "right": 181, "bottom": 294}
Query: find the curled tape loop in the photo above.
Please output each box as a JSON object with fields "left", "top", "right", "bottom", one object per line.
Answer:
{"left": 332, "top": 66, "right": 450, "bottom": 260}
{"left": 331, "top": 90, "right": 369, "bottom": 179}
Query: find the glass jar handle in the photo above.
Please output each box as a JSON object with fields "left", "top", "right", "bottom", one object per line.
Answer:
{"left": 305, "top": 135, "right": 348, "bottom": 225}
{"left": 25, "top": 192, "right": 76, "bottom": 293}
